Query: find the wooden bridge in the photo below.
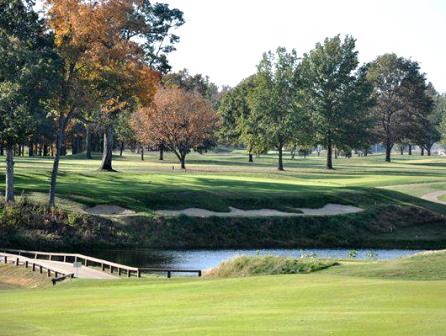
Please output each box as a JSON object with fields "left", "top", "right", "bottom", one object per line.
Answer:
{"left": 0, "top": 248, "right": 202, "bottom": 283}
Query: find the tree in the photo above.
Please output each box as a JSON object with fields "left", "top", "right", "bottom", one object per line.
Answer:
{"left": 45, "top": 0, "right": 181, "bottom": 206}
{"left": 250, "top": 47, "right": 303, "bottom": 171}
{"left": 163, "top": 69, "right": 220, "bottom": 108}
{"left": 218, "top": 76, "right": 264, "bottom": 162}
{"left": 131, "top": 87, "right": 219, "bottom": 169}
{"left": 0, "top": 0, "right": 59, "bottom": 203}
{"left": 367, "top": 54, "right": 431, "bottom": 162}
{"left": 300, "top": 35, "right": 373, "bottom": 169}
{"left": 409, "top": 84, "right": 439, "bottom": 156}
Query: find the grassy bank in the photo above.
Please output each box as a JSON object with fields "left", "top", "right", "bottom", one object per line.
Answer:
{"left": 1, "top": 152, "right": 446, "bottom": 250}
{"left": 1, "top": 251, "right": 445, "bottom": 335}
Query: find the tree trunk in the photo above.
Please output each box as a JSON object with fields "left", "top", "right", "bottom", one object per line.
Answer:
{"left": 385, "top": 142, "right": 392, "bottom": 162}
{"left": 85, "top": 125, "right": 92, "bottom": 159}
{"left": 100, "top": 128, "right": 114, "bottom": 171}
{"left": 5, "top": 144, "right": 15, "bottom": 203}
{"left": 427, "top": 147, "right": 432, "bottom": 156}
{"left": 277, "top": 145, "right": 284, "bottom": 171}
{"left": 159, "top": 145, "right": 164, "bottom": 160}
{"left": 48, "top": 116, "right": 66, "bottom": 209}
{"left": 29, "top": 142, "right": 34, "bottom": 157}
{"left": 180, "top": 156, "right": 186, "bottom": 169}
{"left": 248, "top": 153, "right": 253, "bottom": 162}
{"left": 326, "top": 140, "right": 333, "bottom": 169}
{"left": 408, "top": 144, "right": 412, "bottom": 155}
{"left": 400, "top": 146, "right": 404, "bottom": 155}
{"left": 421, "top": 147, "right": 424, "bottom": 156}
{"left": 140, "top": 145, "right": 144, "bottom": 161}
{"left": 0, "top": 145, "right": 3, "bottom": 156}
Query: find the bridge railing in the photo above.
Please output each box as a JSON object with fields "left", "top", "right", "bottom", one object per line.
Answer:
{"left": 1, "top": 248, "right": 203, "bottom": 279}
{"left": 0, "top": 252, "right": 74, "bottom": 280}
{"left": 1, "top": 248, "right": 140, "bottom": 278}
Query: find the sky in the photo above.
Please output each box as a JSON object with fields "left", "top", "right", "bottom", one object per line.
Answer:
{"left": 161, "top": 0, "right": 446, "bottom": 92}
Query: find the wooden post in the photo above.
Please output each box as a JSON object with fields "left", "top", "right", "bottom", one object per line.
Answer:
{"left": 137, "top": 269, "right": 141, "bottom": 278}
{"left": 16, "top": 257, "right": 19, "bottom": 266}
{"left": 167, "top": 271, "right": 171, "bottom": 279}
{"left": 63, "top": 256, "right": 67, "bottom": 263}
{"left": 127, "top": 270, "right": 131, "bottom": 278}
{"left": 47, "top": 269, "right": 51, "bottom": 277}
{"left": 4, "top": 256, "right": 7, "bottom": 264}
{"left": 25, "top": 261, "right": 28, "bottom": 268}
{"left": 39, "top": 266, "right": 43, "bottom": 274}
{"left": 32, "top": 263, "right": 36, "bottom": 271}
{"left": 102, "top": 264, "right": 105, "bottom": 271}
{"left": 118, "top": 268, "right": 122, "bottom": 276}
{"left": 198, "top": 270, "right": 202, "bottom": 277}
{"left": 110, "top": 266, "right": 113, "bottom": 274}
{"left": 85, "top": 259, "right": 88, "bottom": 267}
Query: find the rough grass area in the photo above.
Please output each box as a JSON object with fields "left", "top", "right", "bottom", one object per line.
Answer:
{"left": 0, "top": 264, "right": 51, "bottom": 289}
{"left": 206, "top": 255, "right": 338, "bottom": 277}
{"left": 330, "top": 250, "right": 446, "bottom": 281}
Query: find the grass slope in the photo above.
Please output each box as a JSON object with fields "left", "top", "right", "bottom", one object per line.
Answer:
{"left": 0, "top": 264, "right": 51, "bottom": 289}
{"left": 329, "top": 250, "right": 446, "bottom": 280}
{"left": 1, "top": 252, "right": 446, "bottom": 335}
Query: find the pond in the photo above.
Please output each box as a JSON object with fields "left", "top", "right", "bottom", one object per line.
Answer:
{"left": 85, "top": 248, "right": 423, "bottom": 271}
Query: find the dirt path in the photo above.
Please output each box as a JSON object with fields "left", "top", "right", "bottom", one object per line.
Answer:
{"left": 156, "top": 204, "right": 363, "bottom": 218}
{"left": 421, "top": 191, "right": 446, "bottom": 205}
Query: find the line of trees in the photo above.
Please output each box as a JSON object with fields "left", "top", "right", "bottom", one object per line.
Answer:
{"left": 219, "top": 35, "right": 445, "bottom": 170}
{"left": 0, "top": 0, "right": 185, "bottom": 207}
{"left": 2, "top": 2, "right": 446, "bottom": 208}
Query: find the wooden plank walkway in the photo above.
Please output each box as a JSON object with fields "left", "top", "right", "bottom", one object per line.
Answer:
{"left": 1, "top": 248, "right": 203, "bottom": 281}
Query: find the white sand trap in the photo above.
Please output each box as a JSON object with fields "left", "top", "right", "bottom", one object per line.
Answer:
{"left": 156, "top": 204, "right": 363, "bottom": 218}
{"left": 421, "top": 191, "right": 446, "bottom": 205}
{"left": 85, "top": 205, "right": 136, "bottom": 216}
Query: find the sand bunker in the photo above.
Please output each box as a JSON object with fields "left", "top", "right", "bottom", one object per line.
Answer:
{"left": 156, "top": 204, "right": 363, "bottom": 218}
{"left": 421, "top": 191, "right": 446, "bottom": 205}
{"left": 85, "top": 205, "right": 136, "bottom": 216}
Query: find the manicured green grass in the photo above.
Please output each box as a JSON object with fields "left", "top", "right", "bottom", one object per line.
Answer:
{"left": 1, "top": 252, "right": 446, "bottom": 335}
{"left": 1, "top": 151, "right": 446, "bottom": 212}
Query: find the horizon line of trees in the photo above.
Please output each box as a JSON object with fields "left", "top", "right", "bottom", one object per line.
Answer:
{"left": 219, "top": 35, "right": 446, "bottom": 170}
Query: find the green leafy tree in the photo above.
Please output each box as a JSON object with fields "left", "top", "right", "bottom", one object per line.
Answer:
{"left": 250, "top": 47, "right": 303, "bottom": 170}
{"left": 367, "top": 53, "right": 431, "bottom": 162}
{"left": 0, "top": 0, "right": 59, "bottom": 203}
{"left": 300, "top": 35, "right": 373, "bottom": 169}
{"left": 218, "top": 76, "right": 265, "bottom": 162}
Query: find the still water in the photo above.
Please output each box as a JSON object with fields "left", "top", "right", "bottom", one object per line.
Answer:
{"left": 86, "top": 248, "right": 422, "bottom": 270}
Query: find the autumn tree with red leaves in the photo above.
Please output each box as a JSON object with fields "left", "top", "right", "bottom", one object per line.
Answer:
{"left": 132, "top": 87, "right": 219, "bottom": 169}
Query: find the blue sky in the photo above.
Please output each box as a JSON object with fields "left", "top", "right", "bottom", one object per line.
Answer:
{"left": 163, "top": 0, "right": 446, "bottom": 92}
